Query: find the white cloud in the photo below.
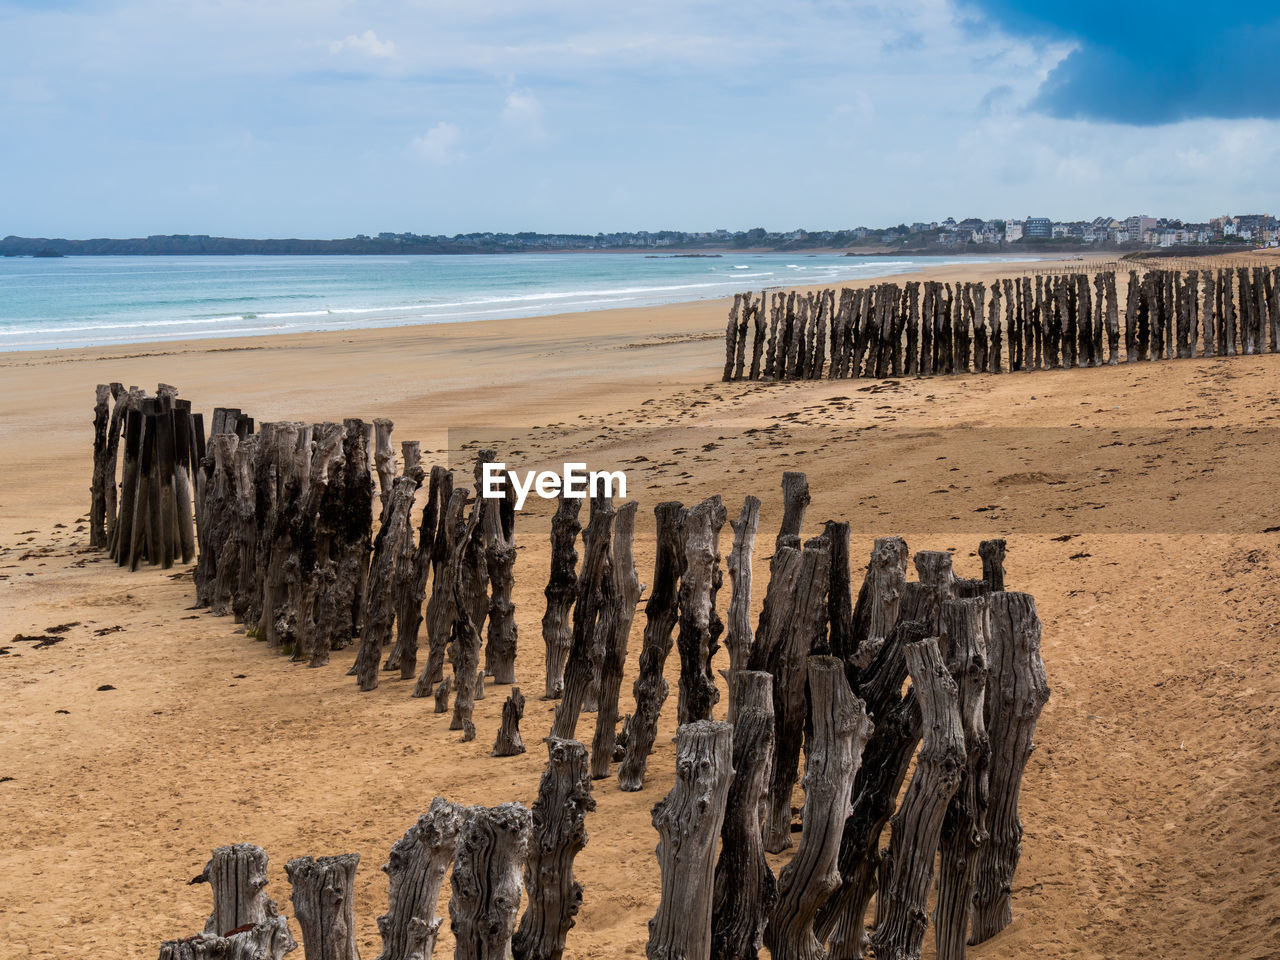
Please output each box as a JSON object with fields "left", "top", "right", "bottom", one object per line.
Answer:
{"left": 500, "top": 89, "right": 548, "bottom": 142}
{"left": 329, "top": 30, "right": 396, "bottom": 58}
{"left": 412, "top": 122, "right": 463, "bottom": 164}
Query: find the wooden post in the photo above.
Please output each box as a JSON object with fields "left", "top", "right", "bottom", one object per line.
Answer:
{"left": 90, "top": 384, "right": 113, "bottom": 548}
{"left": 987, "top": 282, "right": 1002, "bottom": 374}
{"left": 978, "top": 538, "right": 1006, "bottom": 592}
{"left": 482, "top": 475, "right": 519, "bottom": 685}
{"left": 711, "top": 671, "right": 776, "bottom": 960}
{"left": 618, "top": 501, "right": 685, "bottom": 791}
{"left": 337, "top": 419, "right": 374, "bottom": 644}
{"left": 677, "top": 498, "right": 720, "bottom": 724}
{"left": 450, "top": 803, "right": 533, "bottom": 960}
{"left": 355, "top": 469, "right": 424, "bottom": 691}
{"left": 935, "top": 598, "right": 991, "bottom": 960}
{"left": 286, "top": 853, "right": 360, "bottom": 960}
{"left": 514, "top": 738, "right": 595, "bottom": 960}
{"left": 540, "top": 495, "right": 583, "bottom": 698}
{"left": 722, "top": 496, "right": 761, "bottom": 713}
{"left": 198, "top": 843, "right": 276, "bottom": 938}
{"left": 390, "top": 465, "right": 444, "bottom": 680}
{"left": 776, "top": 471, "right": 810, "bottom": 549}
{"left": 449, "top": 501, "right": 488, "bottom": 739}
{"left": 822, "top": 520, "right": 853, "bottom": 664}
{"left": 869, "top": 637, "right": 965, "bottom": 960}
{"left": 750, "top": 293, "right": 768, "bottom": 380}
{"left": 761, "top": 537, "right": 830, "bottom": 854}
{"left": 434, "top": 676, "right": 451, "bottom": 713}
{"left": 1104, "top": 271, "right": 1120, "bottom": 364}
{"left": 591, "top": 501, "right": 642, "bottom": 779}
{"left": 919, "top": 284, "right": 934, "bottom": 377}
{"left": 159, "top": 921, "right": 295, "bottom": 960}
{"left": 492, "top": 687, "right": 527, "bottom": 757}
{"left": 552, "top": 495, "right": 615, "bottom": 740}
{"left": 848, "top": 535, "right": 909, "bottom": 669}
{"left": 377, "top": 798, "right": 467, "bottom": 960}
{"left": 173, "top": 400, "right": 197, "bottom": 563}
{"left": 647, "top": 721, "right": 735, "bottom": 960}
{"left": 970, "top": 592, "right": 1049, "bottom": 946}
{"left": 723, "top": 294, "right": 742, "bottom": 382}
{"left": 373, "top": 418, "right": 396, "bottom": 514}
{"left": 414, "top": 484, "right": 465, "bottom": 696}
{"left": 905, "top": 282, "right": 920, "bottom": 377}
{"left": 765, "top": 657, "right": 873, "bottom": 960}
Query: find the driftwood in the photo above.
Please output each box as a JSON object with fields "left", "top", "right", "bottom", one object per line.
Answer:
{"left": 286, "top": 853, "right": 361, "bottom": 960}
{"left": 551, "top": 495, "right": 615, "bottom": 740}
{"left": 647, "top": 720, "right": 735, "bottom": 960}
{"left": 869, "top": 637, "right": 965, "bottom": 960}
{"left": 764, "top": 656, "right": 872, "bottom": 960}
{"left": 541, "top": 496, "right": 583, "bottom": 699}
{"left": 591, "top": 501, "right": 642, "bottom": 779}
{"left": 970, "top": 592, "right": 1049, "bottom": 946}
{"left": 617, "top": 501, "right": 685, "bottom": 791}
{"left": 676, "top": 498, "right": 720, "bottom": 724}
{"left": 514, "top": 738, "right": 596, "bottom": 960}
{"left": 711, "top": 671, "right": 776, "bottom": 960}
{"left": 492, "top": 687, "right": 527, "bottom": 757}
{"left": 376, "top": 798, "right": 468, "bottom": 960}
{"left": 449, "top": 803, "right": 533, "bottom": 960}
{"left": 935, "top": 598, "right": 992, "bottom": 960}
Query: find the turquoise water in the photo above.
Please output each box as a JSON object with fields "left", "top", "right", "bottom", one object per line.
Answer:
{"left": 0, "top": 253, "right": 1039, "bottom": 350}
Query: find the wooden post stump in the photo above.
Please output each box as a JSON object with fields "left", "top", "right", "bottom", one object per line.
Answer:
{"left": 450, "top": 803, "right": 533, "bottom": 960}
{"left": 540, "top": 496, "right": 582, "bottom": 699}
{"left": 514, "top": 738, "right": 595, "bottom": 960}
{"left": 969, "top": 592, "right": 1049, "bottom": 946}
{"left": 592, "top": 501, "right": 643, "bottom": 779}
{"left": 376, "top": 798, "right": 468, "bottom": 960}
{"left": 493, "top": 687, "right": 527, "bottom": 757}
{"left": 482, "top": 479, "right": 519, "bottom": 685}
{"left": 723, "top": 496, "right": 761, "bottom": 717}
{"left": 978, "top": 538, "right": 1006, "bottom": 592}
{"left": 286, "top": 853, "right": 360, "bottom": 960}
{"left": 677, "top": 498, "right": 720, "bottom": 724}
{"left": 434, "top": 676, "right": 452, "bottom": 713}
{"left": 647, "top": 721, "right": 735, "bottom": 960}
{"left": 199, "top": 843, "right": 276, "bottom": 938}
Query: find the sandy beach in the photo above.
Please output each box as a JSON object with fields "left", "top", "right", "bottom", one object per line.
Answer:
{"left": 2, "top": 254, "right": 1279, "bottom": 959}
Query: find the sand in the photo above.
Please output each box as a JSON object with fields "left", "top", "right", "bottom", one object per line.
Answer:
{"left": 2, "top": 255, "right": 1279, "bottom": 959}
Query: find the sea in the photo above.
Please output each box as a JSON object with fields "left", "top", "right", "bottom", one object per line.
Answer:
{"left": 0, "top": 252, "right": 1040, "bottom": 351}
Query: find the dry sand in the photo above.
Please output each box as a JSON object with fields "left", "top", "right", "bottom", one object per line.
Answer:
{"left": 2, "top": 256, "right": 1279, "bottom": 959}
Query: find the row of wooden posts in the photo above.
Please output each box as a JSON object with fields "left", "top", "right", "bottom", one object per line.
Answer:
{"left": 122, "top": 398, "right": 1051, "bottom": 960}
{"left": 721, "top": 264, "right": 1280, "bottom": 380}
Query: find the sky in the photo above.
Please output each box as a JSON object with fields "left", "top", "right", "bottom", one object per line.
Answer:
{"left": 1, "top": 0, "right": 1277, "bottom": 237}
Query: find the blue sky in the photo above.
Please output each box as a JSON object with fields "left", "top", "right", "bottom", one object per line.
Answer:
{"left": 1, "top": 0, "right": 1277, "bottom": 237}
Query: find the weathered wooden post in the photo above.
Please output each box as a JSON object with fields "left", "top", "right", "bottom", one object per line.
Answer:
{"left": 90, "top": 384, "right": 114, "bottom": 548}
{"left": 760, "top": 537, "right": 830, "bottom": 854}
{"left": 537, "top": 495, "right": 582, "bottom": 698}
{"left": 935, "top": 598, "right": 991, "bottom": 960}
{"left": 722, "top": 496, "right": 761, "bottom": 713}
{"left": 197, "top": 843, "right": 276, "bottom": 938}
{"left": 764, "top": 656, "right": 873, "bottom": 960}
{"left": 848, "top": 535, "right": 909, "bottom": 669}
{"left": 618, "top": 501, "right": 685, "bottom": 791}
{"left": 492, "top": 687, "right": 527, "bottom": 757}
{"left": 414, "top": 484, "right": 466, "bottom": 695}
{"left": 647, "top": 721, "right": 735, "bottom": 960}
{"left": 1104, "top": 271, "right": 1121, "bottom": 364}
{"left": 711, "top": 671, "right": 776, "bottom": 960}
{"left": 449, "top": 502, "right": 488, "bottom": 740}
{"left": 868, "top": 636, "right": 965, "bottom": 960}
{"left": 450, "top": 804, "right": 533, "bottom": 960}
{"left": 970, "top": 592, "right": 1049, "bottom": 946}
{"left": 514, "top": 738, "right": 595, "bottom": 960}
{"left": 373, "top": 418, "right": 396, "bottom": 514}
{"left": 286, "top": 853, "right": 361, "bottom": 960}
{"left": 677, "top": 498, "right": 720, "bottom": 724}
{"left": 750, "top": 292, "right": 768, "bottom": 380}
{"left": 552, "top": 495, "right": 615, "bottom": 740}
{"left": 979, "top": 538, "right": 1006, "bottom": 592}
{"left": 591, "top": 500, "right": 642, "bottom": 779}
{"left": 377, "top": 798, "right": 467, "bottom": 960}
{"left": 389, "top": 465, "right": 444, "bottom": 680}
{"left": 723, "top": 294, "right": 742, "bottom": 382}
{"left": 483, "top": 474, "right": 519, "bottom": 685}
{"left": 337, "top": 419, "right": 374, "bottom": 643}
{"left": 434, "top": 676, "right": 451, "bottom": 713}
{"left": 823, "top": 521, "right": 854, "bottom": 665}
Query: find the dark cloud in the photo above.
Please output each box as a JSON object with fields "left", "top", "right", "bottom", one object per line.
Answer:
{"left": 961, "top": 0, "right": 1280, "bottom": 124}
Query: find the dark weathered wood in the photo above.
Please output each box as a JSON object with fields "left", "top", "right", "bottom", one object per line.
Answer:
{"left": 750, "top": 293, "right": 768, "bottom": 380}
{"left": 935, "top": 598, "right": 992, "bottom": 960}
{"left": 448, "top": 500, "right": 487, "bottom": 738}
{"left": 450, "top": 803, "right": 533, "bottom": 960}
{"left": 765, "top": 657, "right": 873, "bottom": 960}
{"left": 970, "top": 592, "right": 1049, "bottom": 946}
{"left": 647, "top": 720, "right": 735, "bottom": 960}
{"left": 723, "top": 496, "right": 761, "bottom": 716}
{"left": 482, "top": 476, "right": 519, "bottom": 685}
{"left": 492, "top": 687, "right": 528, "bottom": 757}
{"left": 848, "top": 535, "right": 908, "bottom": 669}
{"left": 776, "top": 471, "right": 810, "bottom": 550}
{"left": 90, "top": 384, "right": 114, "bottom": 548}
{"left": 376, "top": 797, "right": 467, "bottom": 960}
{"left": 414, "top": 484, "right": 465, "bottom": 696}
{"left": 433, "top": 676, "right": 451, "bottom": 713}
{"left": 514, "top": 738, "right": 595, "bottom": 960}
{"left": 173, "top": 400, "right": 198, "bottom": 563}
{"left": 724, "top": 294, "right": 742, "bottom": 382}
{"left": 762, "top": 537, "right": 830, "bottom": 854}
{"left": 813, "top": 619, "right": 929, "bottom": 960}
{"left": 158, "top": 920, "right": 296, "bottom": 960}
{"left": 541, "top": 495, "right": 583, "bottom": 699}
{"left": 336, "top": 419, "right": 374, "bottom": 644}
{"left": 711, "top": 671, "right": 775, "bottom": 960}
{"left": 869, "top": 637, "right": 965, "bottom": 960}
{"left": 552, "top": 495, "right": 615, "bottom": 740}
{"left": 389, "top": 465, "right": 445, "bottom": 680}
{"left": 823, "top": 521, "right": 853, "bottom": 663}
{"left": 978, "top": 538, "right": 1006, "bottom": 592}
{"left": 355, "top": 469, "right": 424, "bottom": 691}
{"left": 591, "top": 501, "right": 642, "bottom": 779}
{"left": 618, "top": 501, "right": 685, "bottom": 791}
{"left": 286, "top": 853, "right": 360, "bottom": 960}
{"left": 677, "top": 498, "right": 720, "bottom": 724}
